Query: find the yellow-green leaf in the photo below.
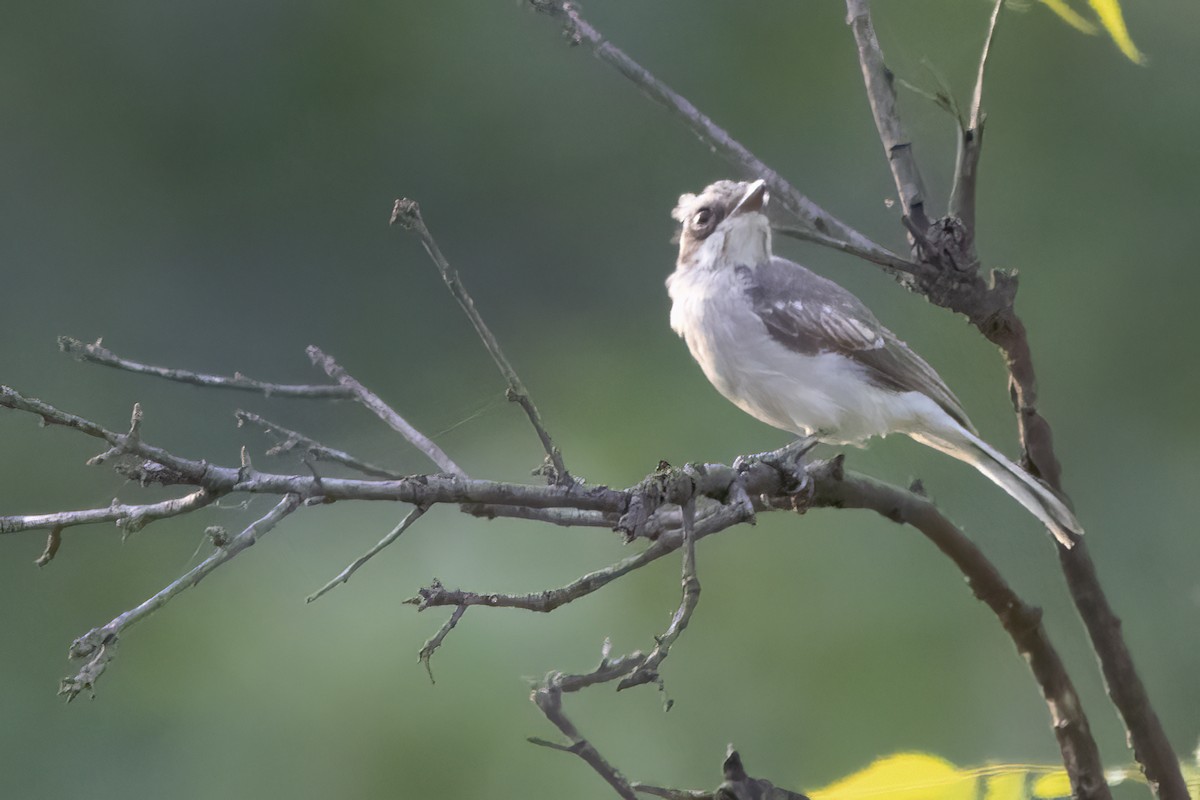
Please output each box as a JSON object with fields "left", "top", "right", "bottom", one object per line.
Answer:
{"left": 809, "top": 753, "right": 983, "bottom": 800}
{"left": 1038, "top": 0, "right": 1098, "bottom": 34}
{"left": 1030, "top": 770, "right": 1072, "bottom": 798}
{"left": 1088, "top": 0, "right": 1146, "bottom": 63}
{"left": 1037, "top": 0, "right": 1145, "bottom": 63}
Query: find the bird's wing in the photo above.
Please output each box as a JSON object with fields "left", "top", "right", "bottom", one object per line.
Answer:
{"left": 739, "top": 257, "right": 976, "bottom": 433}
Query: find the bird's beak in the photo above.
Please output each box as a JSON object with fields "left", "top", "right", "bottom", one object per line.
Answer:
{"left": 732, "top": 179, "right": 769, "bottom": 216}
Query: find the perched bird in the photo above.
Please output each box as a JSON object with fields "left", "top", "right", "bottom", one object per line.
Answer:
{"left": 666, "top": 178, "right": 1080, "bottom": 547}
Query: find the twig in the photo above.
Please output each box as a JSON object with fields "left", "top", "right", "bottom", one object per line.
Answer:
{"left": 307, "top": 506, "right": 427, "bottom": 603}
{"left": 58, "top": 337, "right": 351, "bottom": 399}
{"left": 526, "top": 1, "right": 904, "bottom": 278}
{"left": 408, "top": 502, "right": 750, "bottom": 614}
{"left": 390, "top": 199, "right": 571, "bottom": 485}
{"left": 417, "top": 604, "right": 467, "bottom": 683}
{"left": 60, "top": 493, "right": 302, "bottom": 700}
{"left": 530, "top": 655, "right": 644, "bottom": 800}
{"left": 306, "top": 346, "right": 465, "bottom": 477}
{"left": 948, "top": 0, "right": 1004, "bottom": 240}
{"left": 772, "top": 225, "right": 919, "bottom": 278}
{"left": 236, "top": 410, "right": 402, "bottom": 479}
{"left": 1, "top": 488, "right": 220, "bottom": 536}
{"left": 619, "top": 498, "right": 701, "bottom": 693}
{"left": 845, "top": 0, "right": 932, "bottom": 235}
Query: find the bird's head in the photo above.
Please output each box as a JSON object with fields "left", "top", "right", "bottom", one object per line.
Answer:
{"left": 672, "top": 179, "right": 771, "bottom": 271}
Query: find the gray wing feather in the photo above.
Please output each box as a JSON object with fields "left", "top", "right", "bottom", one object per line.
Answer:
{"left": 739, "top": 257, "right": 976, "bottom": 433}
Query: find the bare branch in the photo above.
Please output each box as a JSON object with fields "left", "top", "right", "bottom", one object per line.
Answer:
{"left": 949, "top": 0, "right": 1004, "bottom": 239}
{"left": 60, "top": 493, "right": 302, "bottom": 700}
{"left": 630, "top": 785, "right": 711, "bottom": 800}
{"left": 845, "top": 0, "right": 932, "bottom": 235}
{"left": 409, "top": 501, "right": 750, "bottom": 614}
{"left": 390, "top": 199, "right": 571, "bottom": 485}
{"left": 58, "top": 336, "right": 351, "bottom": 399}
{"left": 1, "top": 488, "right": 220, "bottom": 536}
{"left": 306, "top": 346, "right": 465, "bottom": 477}
{"left": 0, "top": 378, "right": 1114, "bottom": 790}
{"left": 417, "top": 604, "right": 466, "bottom": 683}
{"left": 236, "top": 410, "right": 402, "bottom": 479}
{"left": 463, "top": 503, "right": 618, "bottom": 528}
{"left": 526, "top": 1, "right": 904, "bottom": 272}
{"left": 773, "top": 225, "right": 920, "bottom": 278}
{"left": 307, "top": 506, "right": 427, "bottom": 603}
{"left": 619, "top": 498, "right": 700, "bottom": 693}
{"left": 808, "top": 458, "right": 1110, "bottom": 800}
{"left": 531, "top": 661, "right": 643, "bottom": 800}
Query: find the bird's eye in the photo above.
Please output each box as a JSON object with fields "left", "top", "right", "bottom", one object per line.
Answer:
{"left": 693, "top": 208, "right": 713, "bottom": 228}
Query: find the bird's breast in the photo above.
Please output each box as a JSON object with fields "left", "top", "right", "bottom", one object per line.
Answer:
{"left": 667, "top": 265, "right": 901, "bottom": 443}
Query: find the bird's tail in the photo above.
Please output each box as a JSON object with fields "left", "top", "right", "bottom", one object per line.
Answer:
{"left": 909, "top": 426, "right": 1082, "bottom": 548}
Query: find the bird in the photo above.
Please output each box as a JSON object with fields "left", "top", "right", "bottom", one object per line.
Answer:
{"left": 666, "top": 178, "right": 1081, "bottom": 547}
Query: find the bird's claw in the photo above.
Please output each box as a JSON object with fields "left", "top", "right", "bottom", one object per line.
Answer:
{"left": 734, "top": 437, "right": 817, "bottom": 502}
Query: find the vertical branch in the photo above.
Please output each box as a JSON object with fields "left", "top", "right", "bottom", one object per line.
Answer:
{"left": 949, "top": 0, "right": 1004, "bottom": 244}
{"left": 845, "top": 0, "right": 932, "bottom": 235}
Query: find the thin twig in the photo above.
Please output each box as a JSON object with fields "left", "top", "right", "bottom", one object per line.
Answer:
{"left": 619, "top": 498, "right": 701, "bottom": 693}
{"left": 60, "top": 493, "right": 302, "bottom": 700}
{"left": 408, "top": 502, "right": 749, "bottom": 614}
{"left": 949, "top": 0, "right": 1004, "bottom": 239}
{"left": 390, "top": 199, "right": 571, "bottom": 485}
{"left": 236, "top": 410, "right": 402, "bottom": 479}
{"left": 307, "top": 506, "right": 427, "bottom": 603}
{"left": 1, "top": 488, "right": 220, "bottom": 535}
{"left": 531, "top": 659, "right": 643, "bottom": 800}
{"left": 58, "top": 337, "right": 351, "bottom": 399}
{"left": 306, "top": 346, "right": 465, "bottom": 477}
{"left": 526, "top": 1, "right": 904, "bottom": 275}
{"left": 845, "top": 0, "right": 932, "bottom": 235}
{"left": 772, "top": 225, "right": 919, "bottom": 278}
{"left": 417, "top": 604, "right": 467, "bottom": 683}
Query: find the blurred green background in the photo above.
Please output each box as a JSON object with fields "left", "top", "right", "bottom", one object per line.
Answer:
{"left": 1, "top": 1, "right": 1197, "bottom": 797}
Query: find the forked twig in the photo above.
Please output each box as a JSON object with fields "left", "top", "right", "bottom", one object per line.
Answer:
{"left": 236, "top": 410, "right": 402, "bottom": 480}
{"left": 391, "top": 198, "right": 571, "bottom": 485}
{"left": 307, "top": 345, "right": 464, "bottom": 477}
{"left": 58, "top": 336, "right": 351, "bottom": 399}
{"left": 60, "top": 494, "right": 302, "bottom": 701}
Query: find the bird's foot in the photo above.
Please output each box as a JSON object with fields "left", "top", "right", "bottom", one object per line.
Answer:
{"left": 734, "top": 436, "right": 819, "bottom": 501}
